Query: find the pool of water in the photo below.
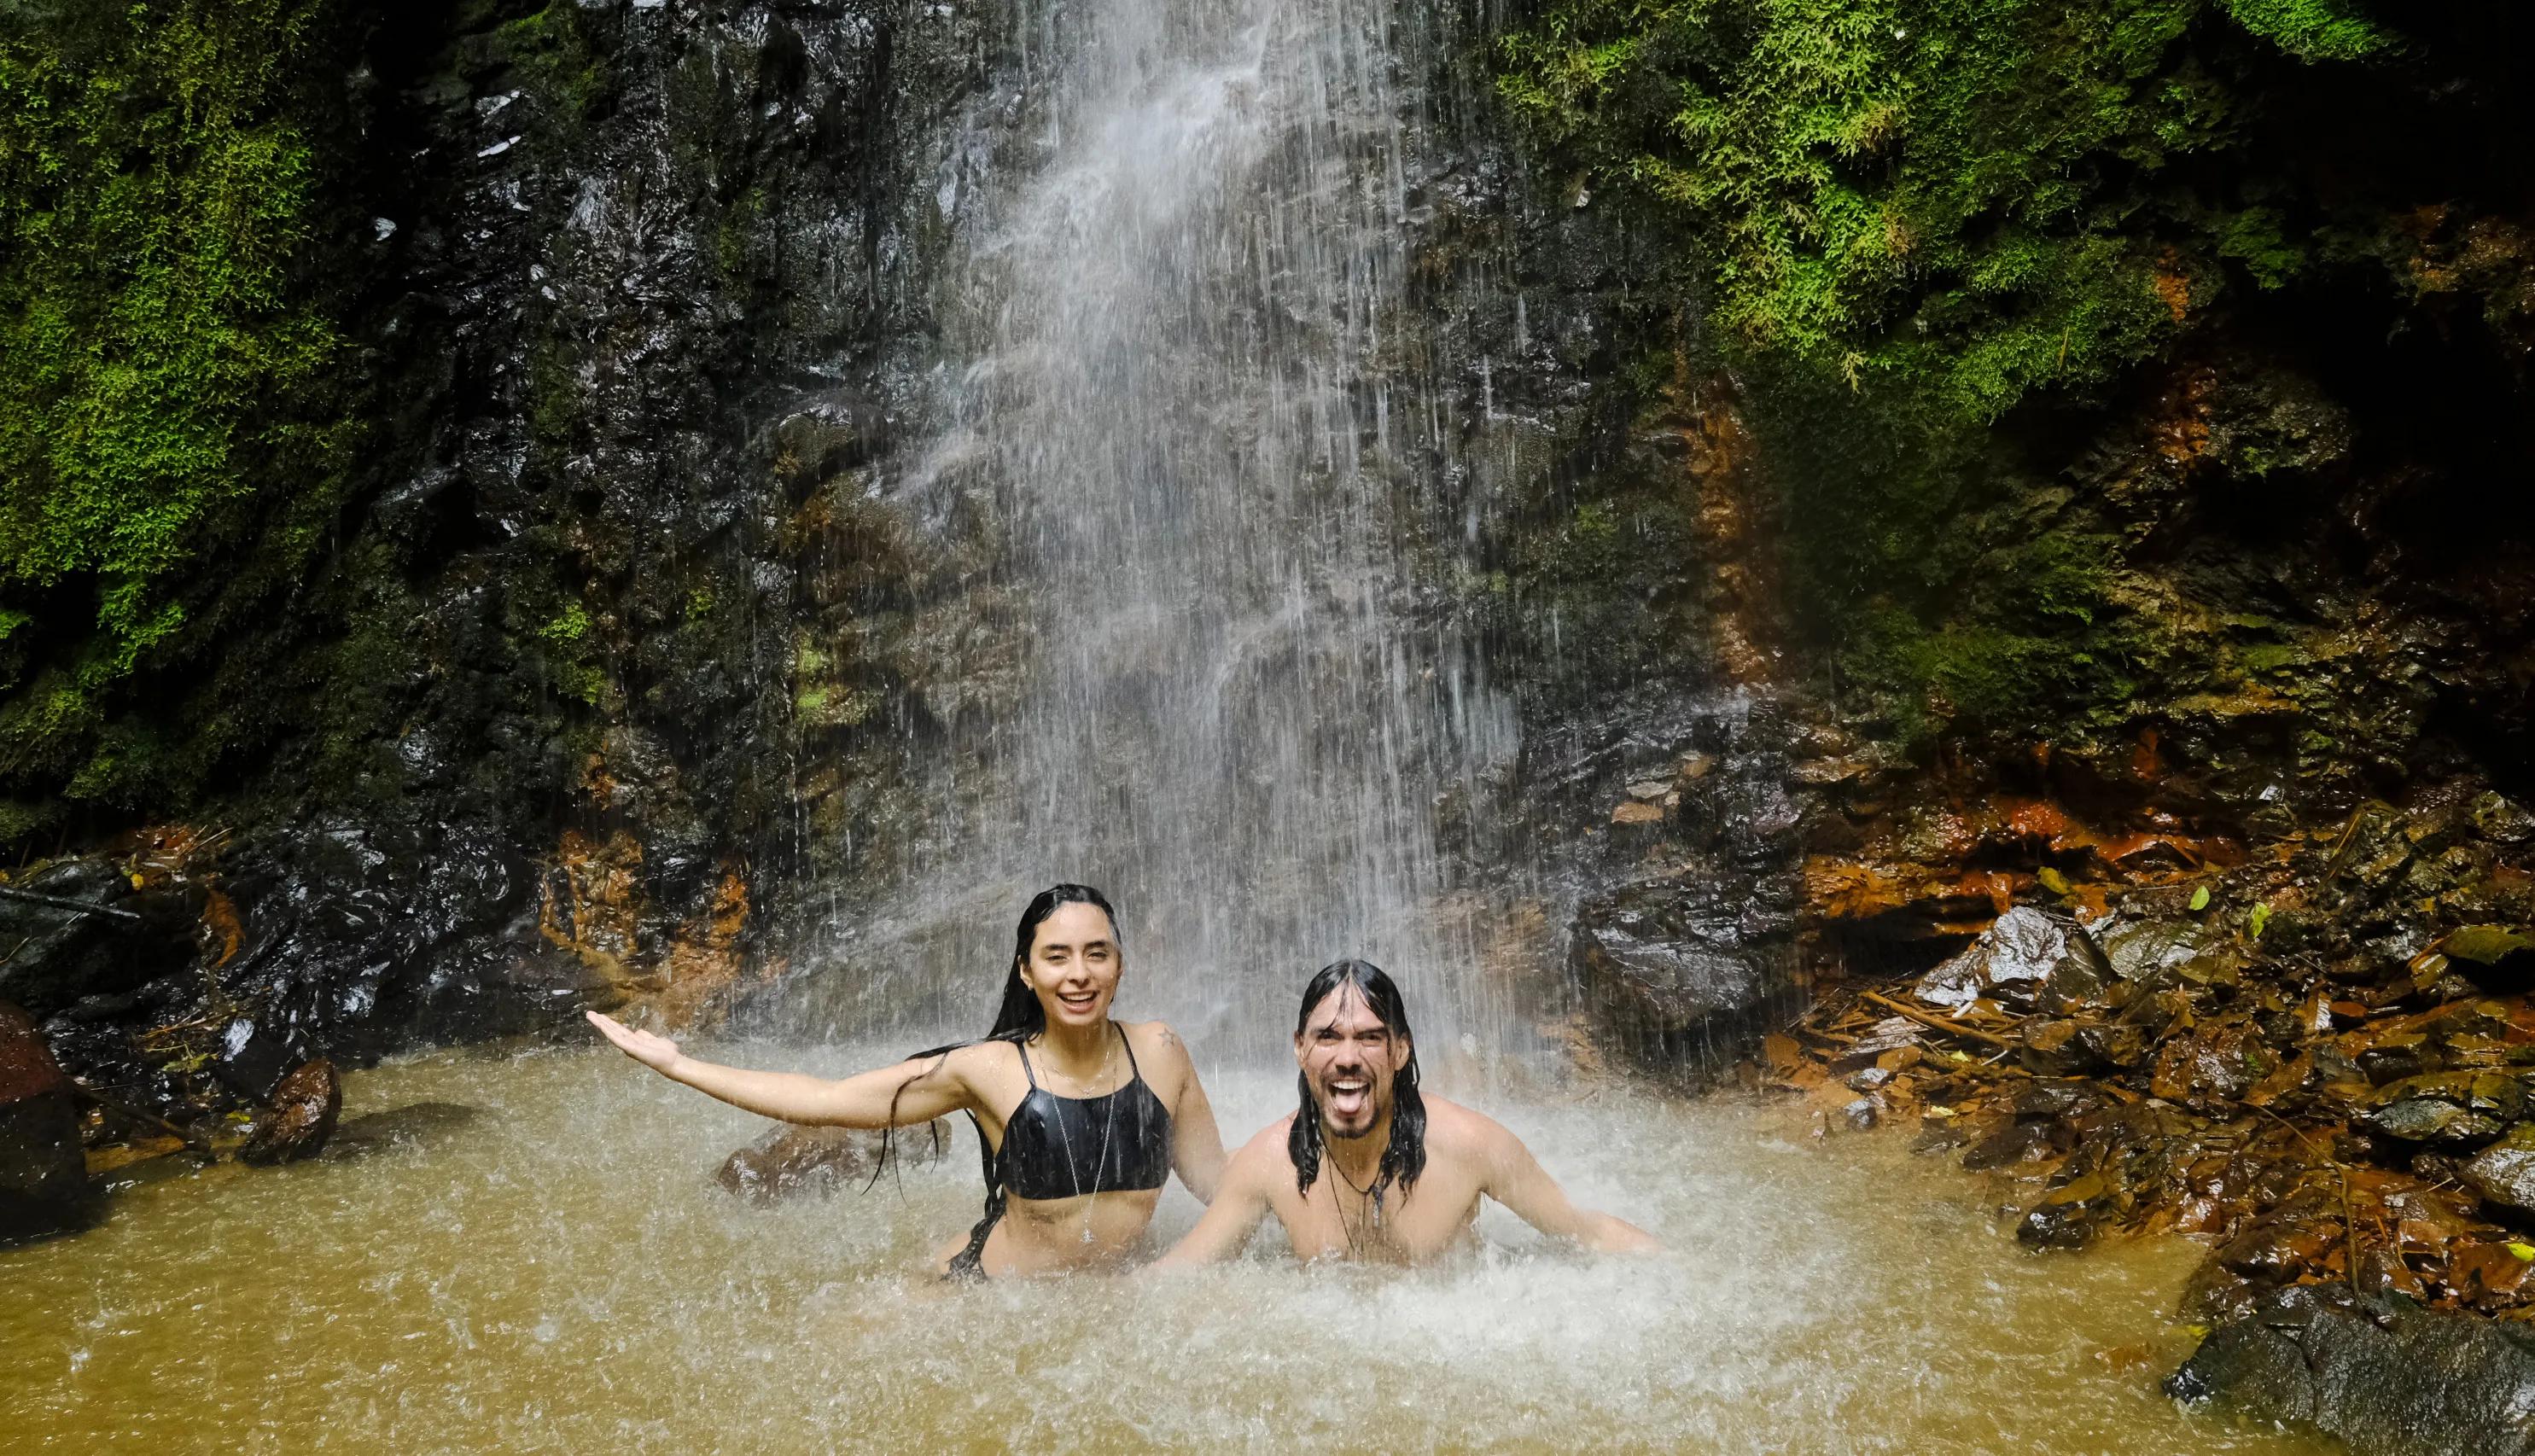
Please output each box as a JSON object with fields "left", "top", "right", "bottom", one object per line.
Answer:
{"left": 2, "top": 1038, "right": 2328, "bottom": 1453}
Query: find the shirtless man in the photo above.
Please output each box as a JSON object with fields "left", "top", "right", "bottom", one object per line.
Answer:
{"left": 1157, "top": 959, "right": 1657, "bottom": 1267}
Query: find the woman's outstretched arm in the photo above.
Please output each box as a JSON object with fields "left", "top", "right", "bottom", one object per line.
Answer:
{"left": 586, "top": 1010, "right": 975, "bottom": 1128}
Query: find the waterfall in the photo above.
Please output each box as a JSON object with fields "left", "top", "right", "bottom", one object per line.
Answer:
{"left": 795, "top": 0, "right": 1522, "bottom": 1062}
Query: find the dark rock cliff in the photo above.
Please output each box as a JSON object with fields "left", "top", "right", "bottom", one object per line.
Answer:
{"left": 0, "top": 0, "right": 1009, "bottom": 1124}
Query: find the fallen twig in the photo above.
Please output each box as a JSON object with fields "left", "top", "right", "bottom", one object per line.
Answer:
{"left": 0, "top": 884, "right": 142, "bottom": 922}
{"left": 1858, "top": 989, "right": 2018, "bottom": 1049}
{"left": 67, "top": 1083, "right": 210, "bottom": 1153}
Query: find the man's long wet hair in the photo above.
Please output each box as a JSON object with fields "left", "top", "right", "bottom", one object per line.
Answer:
{"left": 1289, "top": 958, "right": 1425, "bottom": 1208}
{"left": 877, "top": 883, "right": 1120, "bottom": 1276}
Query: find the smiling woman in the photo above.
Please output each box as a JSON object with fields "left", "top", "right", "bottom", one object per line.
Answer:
{"left": 589, "top": 883, "right": 1227, "bottom": 1278}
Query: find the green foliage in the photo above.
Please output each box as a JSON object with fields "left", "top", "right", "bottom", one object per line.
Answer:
{"left": 0, "top": 0, "right": 356, "bottom": 803}
{"left": 2219, "top": 0, "right": 2396, "bottom": 61}
{"left": 1496, "top": 0, "right": 2409, "bottom": 740}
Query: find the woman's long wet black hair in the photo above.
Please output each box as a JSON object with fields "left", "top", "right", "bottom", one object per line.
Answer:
{"left": 1288, "top": 958, "right": 1425, "bottom": 1210}
{"left": 880, "top": 883, "right": 1119, "bottom": 1279}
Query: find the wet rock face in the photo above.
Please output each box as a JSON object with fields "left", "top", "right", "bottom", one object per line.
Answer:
{"left": 0, "top": 1002, "right": 90, "bottom": 1243}
{"left": 11, "top": 0, "right": 1008, "bottom": 1096}
{"left": 36, "top": 824, "right": 620, "bottom": 1128}
{"left": 2170, "top": 1286, "right": 2535, "bottom": 1456}
{"left": 1549, "top": 693, "right": 1804, "bottom": 1075}
{"left": 1571, "top": 877, "right": 1778, "bottom": 1057}
{"left": 242, "top": 1060, "right": 345, "bottom": 1167}
{"left": 0, "top": 861, "right": 200, "bottom": 1019}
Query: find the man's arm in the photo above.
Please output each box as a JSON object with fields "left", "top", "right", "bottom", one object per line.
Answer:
{"left": 1154, "top": 1131, "right": 1279, "bottom": 1267}
{"left": 1477, "top": 1116, "right": 1662, "bottom": 1254}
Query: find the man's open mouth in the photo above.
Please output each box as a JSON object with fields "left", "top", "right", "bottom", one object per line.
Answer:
{"left": 1326, "top": 1075, "right": 1370, "bottom": 1120}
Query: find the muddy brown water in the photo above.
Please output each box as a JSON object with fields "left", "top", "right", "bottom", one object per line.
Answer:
{"left": 3, "top": 1040, "right": 2332, "bottom": 1453}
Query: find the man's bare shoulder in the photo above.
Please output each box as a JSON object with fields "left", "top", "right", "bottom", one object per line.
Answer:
{"left": 1218, "top": 1116, "right": 1295, "bottom": 1182}
{"left": 1234, "top": 1115, "right": 1297, "bottom": 1160}
{"left": 1418, "top": 1095, "right": 1524, "bottom": 1157}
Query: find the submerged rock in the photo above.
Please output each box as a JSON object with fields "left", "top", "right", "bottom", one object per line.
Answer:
{"left": 0, "top": 1001, "right": 91, "bottom": 1243}
{"left": 241, "top": 1060, "right": 343, "bottom": 1166}
{"left": 2169, "top": 1285, "right": 2535, "bottom": 1456}
{"left": 715, "top": 1121, "right": 944, "bottom": 1204}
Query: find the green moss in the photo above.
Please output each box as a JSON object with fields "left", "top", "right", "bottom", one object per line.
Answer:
{"left": 1497, "top": 0, "right": 2416, "bottom": 743}
{"left": 2219, "top": 0, "right": 2397, "bottom": 61}
{"left": 0, "top": 0, "right": 358, "bottom": 807}
{"left": 492, "top": 4, "right": 609, "bottom": 133}
{"left": 539, "top": 602, "right": 592, "bottom": 645}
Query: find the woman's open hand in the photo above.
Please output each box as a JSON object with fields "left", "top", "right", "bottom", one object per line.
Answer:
{"left": 586, "top": 1010, "right": 683, "bottom": 1074}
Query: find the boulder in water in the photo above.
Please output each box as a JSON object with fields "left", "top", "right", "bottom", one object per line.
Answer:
{"left": 242, "top": 1059, "right": 343, "bottom": 1165}
{"left": 2168, "top": 1284, "right": 2535, "bottom": 1456}
{"left": 0, "top": 1000, "right": 91, "bottom": 1242}
{"left": 715, "top": 1121, "right": 945, "bottom": 1204}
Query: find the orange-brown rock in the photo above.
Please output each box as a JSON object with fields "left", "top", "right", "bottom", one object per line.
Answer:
{"left": 242, "top": 1060, "right": 343, "bottom": 1166}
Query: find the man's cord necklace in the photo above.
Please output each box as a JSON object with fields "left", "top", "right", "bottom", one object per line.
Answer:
{"left": 1329, "top": 1150, "right": 1387, "bottom": 1253}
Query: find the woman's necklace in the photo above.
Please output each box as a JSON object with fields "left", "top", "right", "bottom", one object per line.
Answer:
{"left": 1035, "top": 1024, "right": 1122, "bottom": 1246}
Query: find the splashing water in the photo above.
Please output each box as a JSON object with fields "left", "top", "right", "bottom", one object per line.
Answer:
{"left": 0, "top": 1044, "right": 2326, "bottom": 1452}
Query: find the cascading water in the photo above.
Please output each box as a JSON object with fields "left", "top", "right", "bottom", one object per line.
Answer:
{"left": 799, "top": 0, "right": 1518, "bottom": 1060}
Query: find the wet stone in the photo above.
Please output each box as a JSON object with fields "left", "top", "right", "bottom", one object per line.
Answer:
{"left": 2464, "top": 1124, "right": 2535, "bottom": 1217}
{"left": 1961, "top": 1119, "right": 2070, "bottom": 1172}
{"left": 2016, "top": 1173, "right": 2110, "bottom": 1249}
{"left": 2012, "top": 1081, "right": 2102, "bottom": 1120}
{"left": 241, "top": 1060, "right": 343, "bottom": 1166}
{"left": 2098, "top": 917, "right": 2213, "bottom": 983}
{"left": 1915, "top": 906, "right": 2102, "bottom": 1011}
{"left": 2169, "top": 1286, "right": 2535, "bottom": 1456}
{"left": 2364, "top": 1071, "right": 2526, "bottom": 1144}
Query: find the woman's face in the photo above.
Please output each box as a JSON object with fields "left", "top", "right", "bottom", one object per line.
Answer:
{"left": 1017, "top": 901, "right": 1123, "bottom": 1031}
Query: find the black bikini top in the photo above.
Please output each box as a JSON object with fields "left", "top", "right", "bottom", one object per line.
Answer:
{"left": 995, "top": 1022, "right": 1174, "bottom": 1201}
